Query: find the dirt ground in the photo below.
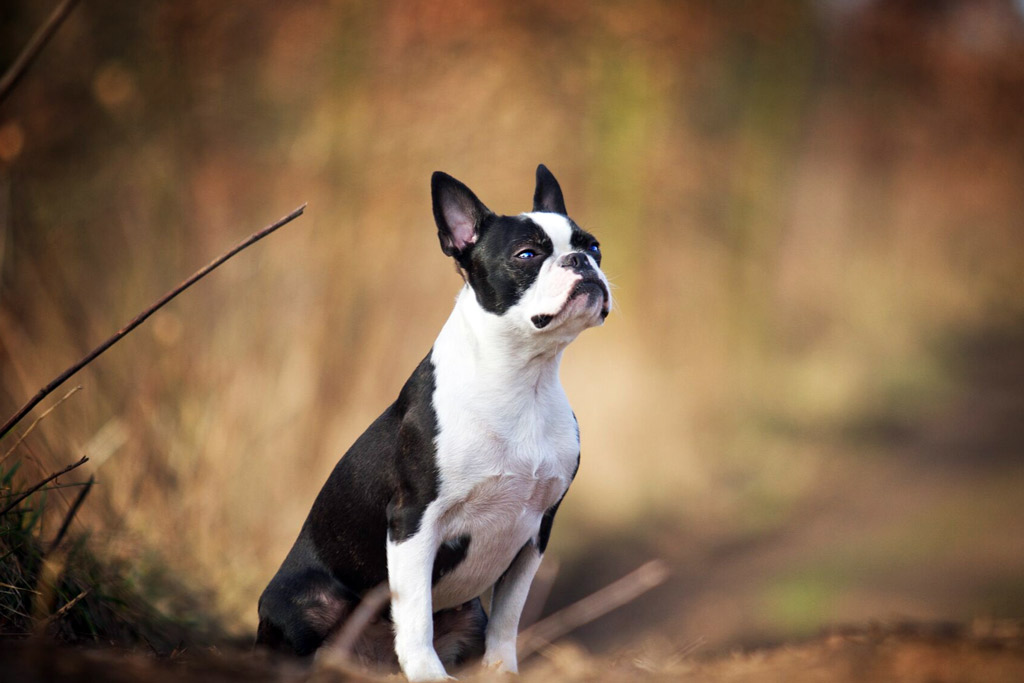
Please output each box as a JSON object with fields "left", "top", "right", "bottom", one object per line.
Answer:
{"left": 4, "top": 621, "right": 1024, "bottom": 683}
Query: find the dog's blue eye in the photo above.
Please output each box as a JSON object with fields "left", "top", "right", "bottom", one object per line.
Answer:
{"left": 589, "top": 243, "right": 600, "bottom": 253}
{"left": 516, "top": 250, "right": 536, "bottom": 260}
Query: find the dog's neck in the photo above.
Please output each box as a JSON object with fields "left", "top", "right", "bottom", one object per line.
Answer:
{"left": 432, "top": 286, "right": 571, "bottom": 399}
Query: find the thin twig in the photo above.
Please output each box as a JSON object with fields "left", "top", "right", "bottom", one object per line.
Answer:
{"left": 0, "top": 581, "right": 39, "bottom": 595}
{"left": 0, "top": 455, "right": 87, "bottom": 517}
{"left": 329, "top": 583, "right": 392, "bottom": 662}
{"left": 0, "top": 0, "right": 82, "bottom": 107}
{"left": 0, "top": 204, "right": 307, "bottom": 441}
{"left": 0, "top": 385, "right": 82, "bottom": 466}
{"left": 43, "top": 587, "right": 91, "bottom": 626}
{"left": 0, "top": 481, "right": 92, "bottom": 498}
{"left": 517, "top": 559, "right": 670, "bottom": 659}
{"left": 48, "top": 474, "right": 94, "bottom": 553}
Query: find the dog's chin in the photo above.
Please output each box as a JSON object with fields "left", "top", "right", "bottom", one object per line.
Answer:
{"left": 530, "top": 281, "right": 609, "bottom": 331}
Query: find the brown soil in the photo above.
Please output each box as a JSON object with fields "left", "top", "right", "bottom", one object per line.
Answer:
{"left": 3, "top": 621, "right": 1023, "bottom": 683}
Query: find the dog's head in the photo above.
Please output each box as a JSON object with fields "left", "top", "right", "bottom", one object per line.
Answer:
{"left": 431, "top": 165, "right": 611, "bottom": 339}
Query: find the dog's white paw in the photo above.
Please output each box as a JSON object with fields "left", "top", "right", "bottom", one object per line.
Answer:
{"left": 482, "top": 644, "right": 519, "bottom": 675}
{"left": 401, "top": 652, "right": 453, "bottom": 682}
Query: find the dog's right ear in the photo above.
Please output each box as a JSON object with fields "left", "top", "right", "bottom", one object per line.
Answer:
{"left": 432, "top": 172, "right": 492, "bottom": 258}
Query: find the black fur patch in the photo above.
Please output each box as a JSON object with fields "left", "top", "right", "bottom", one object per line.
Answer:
{"left": 531, "top": 313, "right": 553, "bottom": 329}
{"left": 569, "top": 221, "right": 602, "bottom": 267}
{"left": 462, "top": 214, "right": 551, "bottom": 315}
{"left": 432, "top": 535, "right": 471, "bottom": 585}
{"left": 258, "top": 355, "right": 443, "bottom": 656}
{"left": 538, "top": 453, "right": 579, "bottom": 553}
{"left": 387, "top": 356, "right": 443, "bottom": 543}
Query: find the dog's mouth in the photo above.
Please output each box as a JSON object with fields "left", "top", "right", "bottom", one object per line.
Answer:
{"left": 531, "top": 277, "right": 610, "bottom": 329}
{"left": 570, "top": 278, "right": 609, "bottom": 304}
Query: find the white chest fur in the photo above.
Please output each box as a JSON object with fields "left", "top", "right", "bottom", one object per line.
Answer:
{"left": 427, "top": 289, "right": 580, "bottom": 608}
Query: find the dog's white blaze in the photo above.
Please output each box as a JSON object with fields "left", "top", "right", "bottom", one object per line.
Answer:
{"left": 517, "top": 212, "right": 611, "bottom": 332}
{"left": 523, "top": 211, "right": 573, "bottom": 248}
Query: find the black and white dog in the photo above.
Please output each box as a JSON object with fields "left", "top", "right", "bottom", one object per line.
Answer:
{"left": 256, "top": 165, "right": 610, "bottom": 681}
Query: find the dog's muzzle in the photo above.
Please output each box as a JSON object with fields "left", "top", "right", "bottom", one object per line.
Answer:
{"left": 531, "top": 275, "right": 610, "bottom": 329}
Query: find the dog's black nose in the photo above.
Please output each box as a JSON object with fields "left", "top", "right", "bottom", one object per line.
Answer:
{"left": 560, "top": 252, "right": 592, "bottom": 273}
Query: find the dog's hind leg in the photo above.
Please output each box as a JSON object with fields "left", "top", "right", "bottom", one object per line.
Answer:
{"left": 434, "top": 598, "right": 487, "bottom": 669}
{"left": 256, "top": 567, "right": 355, "bottom": 657}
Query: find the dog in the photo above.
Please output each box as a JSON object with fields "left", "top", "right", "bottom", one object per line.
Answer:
{"left": 256, "top": 165, "right": 611, "bottom": 681}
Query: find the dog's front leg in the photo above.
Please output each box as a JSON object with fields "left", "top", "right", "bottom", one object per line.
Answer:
{"left": 483, "top": 540, "right": 543, "bottom": 674}
{"left": 387, "top": 511, "right": 449, "bottom": 681}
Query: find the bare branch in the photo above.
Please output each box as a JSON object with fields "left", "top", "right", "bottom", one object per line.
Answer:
{"left": 0, "top": 204, "right": 307, "bottom": 441}
{"left": 48, "top": 474, "right": 94, "bottom": 553}
{"left": 0, "top": 455, "right": 88, "bottom": 517}
{"left": 517, "top": 559, "right": 670, "bottom": 659}
{"left": 330, "top": 582, "right": 392, "bottom": 663}
{"left": 0, "top": 0, "right": 82, "bottom": 107}
{"left": 43, "top": 587, "right": 91, "bottom": 626}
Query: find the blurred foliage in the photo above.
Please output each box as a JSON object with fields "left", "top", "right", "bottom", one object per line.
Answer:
{"left": 1, "top": 0, "right": 1023, "bottom": 653}
{"left": 0, "top": 458, "right": 222, "bottom": 649}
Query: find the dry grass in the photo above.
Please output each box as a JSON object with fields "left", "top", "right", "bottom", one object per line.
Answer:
{"left": 0, "top": 456, "right": 223, "bottom": 653}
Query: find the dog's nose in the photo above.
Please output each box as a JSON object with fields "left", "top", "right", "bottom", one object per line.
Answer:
{"left": 560, "top": 252, "right": 592, "bottom": 273}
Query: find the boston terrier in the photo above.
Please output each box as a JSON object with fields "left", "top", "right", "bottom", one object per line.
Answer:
{"left": 256, "top": 165, "right": 611, "bottom": 681}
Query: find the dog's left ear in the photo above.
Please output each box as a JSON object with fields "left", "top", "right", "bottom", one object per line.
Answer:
{"left": 533, "top": 164, "right": 567, "bottom": 215}
{"left": 432, "top": 172, "right": 492, "bottom": 258}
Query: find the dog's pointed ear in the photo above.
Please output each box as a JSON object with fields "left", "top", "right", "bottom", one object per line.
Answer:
{"left": 533, "top": 164, "right": 567, "bottom": 215}
{"left": 432, "top": 172, "right": 492, "bottom": 257}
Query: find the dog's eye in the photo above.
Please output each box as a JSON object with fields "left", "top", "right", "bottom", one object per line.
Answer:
{"left": 515, "top": 249, "right": 537, "bottom": 260}
{"left": 589, "top": 242, "right": 600, "bottom": 253}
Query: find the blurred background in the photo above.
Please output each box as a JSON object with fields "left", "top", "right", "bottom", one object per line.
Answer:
{"left": 1, "top": 0, "right": 1023, "bottom": 657}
